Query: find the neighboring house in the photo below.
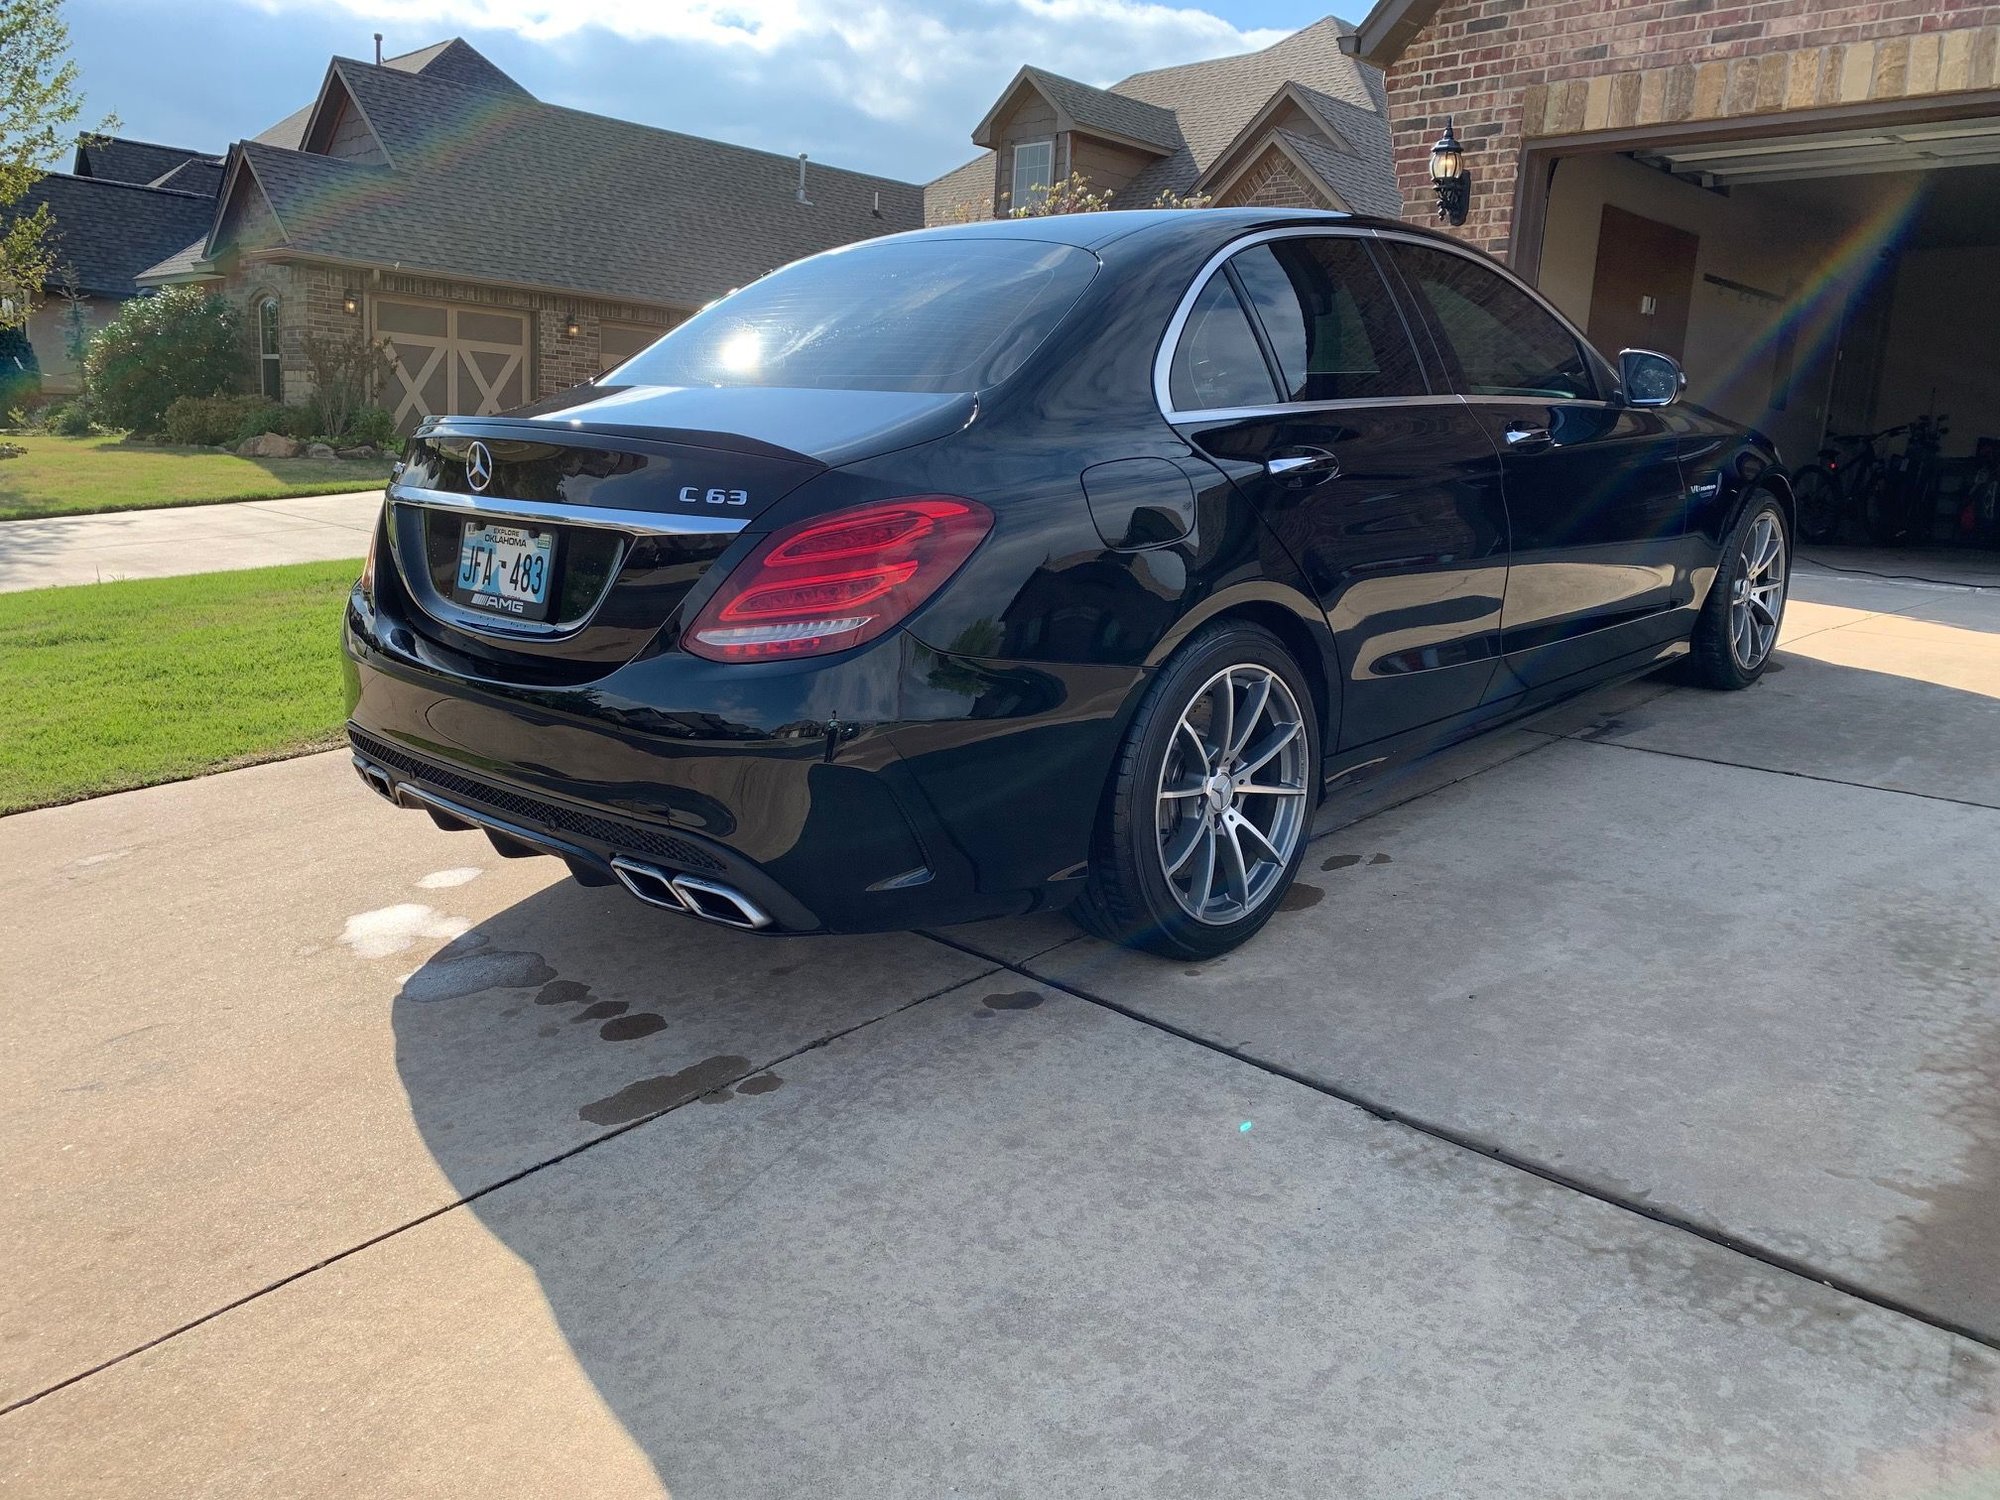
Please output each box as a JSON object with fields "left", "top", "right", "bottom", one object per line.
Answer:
{"left": 924, "top": 18, "right": 1399, "bottom": 225}
{"left": 137, "top": 40, "right": 924, "bottom": 430}
{"left": 8, "top": 137, "right": 220, "bottom": 393}
{"left": 1344, "top": 0, "right": 2000, "bottom": 467}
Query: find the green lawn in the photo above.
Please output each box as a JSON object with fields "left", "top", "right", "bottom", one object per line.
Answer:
{"left": 0, "top": 433, "right": 393, "bottom": 521}
{"left": 0, "top": 559, "right": 361, "bottom": 814}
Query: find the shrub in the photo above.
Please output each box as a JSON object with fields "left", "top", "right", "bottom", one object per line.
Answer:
{"left": 301, "top": 331, "right": 394, "bottom": 442}
{"left": 84, "top": 287, "right": 247, "bottom": 434}
{"left": 228, "top": 402, "right": 317, "bottom": 444}
{"left": 45, "top": 400, "right": 94, "bottom": 436}
{"left": 345, "top": 406, "right": 397, "bottom": 449}
{"left": 162, "top": 394, "right": 270, "bottom": 447}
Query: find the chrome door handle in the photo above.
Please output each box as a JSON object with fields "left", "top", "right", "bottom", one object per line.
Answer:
{"left": 1266, "top": 448, "right": 1341, "bottom": 484}
{"left": 1504, "top": 424, "right": 1552, "bottom": 447}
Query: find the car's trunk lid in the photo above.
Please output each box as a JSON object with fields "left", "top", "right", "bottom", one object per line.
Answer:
{"left": 381, "top": 386, "right": 975, "bottom": 686}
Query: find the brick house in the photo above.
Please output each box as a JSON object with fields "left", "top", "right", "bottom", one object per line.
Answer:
{"left": 8, "top": 137, "right": 219, "bottom": 393}
{"left": 926, "top": 18, "right": 1399, "bottom": 223}
{"left": 1347, "top": 0, "right": 2000, "bottom": 466}
{"left": 137, "top": 40, "right": 922, "bottom": 430}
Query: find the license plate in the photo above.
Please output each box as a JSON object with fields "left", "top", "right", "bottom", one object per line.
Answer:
{"left": 451, "top": 522, "right": 555, "bottom": 622}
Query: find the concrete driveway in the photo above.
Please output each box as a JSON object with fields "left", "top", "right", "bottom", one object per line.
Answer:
{"left": 3, "top": 557, "right": 1998, "bottom": 1497}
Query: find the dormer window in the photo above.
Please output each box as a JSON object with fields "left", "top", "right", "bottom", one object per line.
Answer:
{"left": 1011, "top": 139, "right": 1054, "bottom": 210}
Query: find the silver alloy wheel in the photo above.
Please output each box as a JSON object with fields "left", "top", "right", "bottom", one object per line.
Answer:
{"left": 1154, "top": 663, "right": 1309, "bottom": 926}
{"left": 1729, "top": 511, "right": 1787, "bottom": 670}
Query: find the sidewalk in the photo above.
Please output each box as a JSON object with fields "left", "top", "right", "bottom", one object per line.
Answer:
{"left": 0, "top": 490, "right": 383, "bottom": 593}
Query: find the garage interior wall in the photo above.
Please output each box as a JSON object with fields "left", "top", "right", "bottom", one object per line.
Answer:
{"left": 1538, "top": 153, "right": 1865, "bottom": 466}
{"left": 1873, "top": 244, "right": 2000, "bottom": 456}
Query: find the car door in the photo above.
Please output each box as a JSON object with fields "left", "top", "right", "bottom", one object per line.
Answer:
{"left": 1162, "top": 231, "right": 1511, "bottom": 751}
{"left": 1381, "top": 239, "right": 1690, "bottom": 691}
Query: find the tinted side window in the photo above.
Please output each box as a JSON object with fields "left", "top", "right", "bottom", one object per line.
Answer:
{"left": 1392, "top": 244, "right": 1596, "bottom": 401}
{"left": 1168, "top": 274, "right": 1279, "bottom": 412}
{"left": 1229, "top": 239, "right": 1427, "bottom": 402}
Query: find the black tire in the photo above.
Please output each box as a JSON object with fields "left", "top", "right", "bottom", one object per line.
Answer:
{"left": 1689, "top": 495, "right": 1789, "bottom": 691}
{"left": 1074, "top": 620, "right": 1319, "bottom": 959}
{"left": 1792, "top": 465, "right": 1841, "bottom": 544}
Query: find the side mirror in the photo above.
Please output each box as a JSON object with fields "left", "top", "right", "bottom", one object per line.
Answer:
{"left": 1620, "top": 348, "right": 1685, "bottom": 408}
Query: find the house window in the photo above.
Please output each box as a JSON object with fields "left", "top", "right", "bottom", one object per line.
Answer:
{"left": 258, "top": 297, "right": 281, "bottom": 401}
{"left": 1011, "top": 139, "right": 1054, "bottom": 210}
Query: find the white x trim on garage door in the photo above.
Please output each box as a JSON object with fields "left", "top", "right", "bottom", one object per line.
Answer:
{"left": 373, "top": 298, "right": 529, "bottom": 431}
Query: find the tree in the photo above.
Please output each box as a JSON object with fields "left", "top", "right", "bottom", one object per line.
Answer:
{"left": 0, "top": 0, "right": 91, "bottom": 332}
{"left": 84, "top": 286, "right": 247, "bottom": 433}
{"left": 1007, "top": 171, "right": 1212, "bottom": 219}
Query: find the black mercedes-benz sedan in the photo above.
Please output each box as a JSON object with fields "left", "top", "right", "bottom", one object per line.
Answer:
{"left": 343, "top": 208, "right": 1792, "bottom": 958}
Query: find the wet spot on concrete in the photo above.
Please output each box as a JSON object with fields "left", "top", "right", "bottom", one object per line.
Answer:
{"left": 573, "top": 1000, "right": 629, "bottom": 1023}
{"left": 1279, "top": 882, "right": 1324, "bottom": 911}
{"left": 599, "top": 1012, "right": 667, "bottom": 1042}
{"left": 339, "top": 903, "right": 471, "bottom": 960}
{"left": 699, "top": 1087, "right": 735, "bottom": 1104}
{"left": 1578, "top": 719, "right": 1625, "bottom": 742}
{"left": 982, "top": 991, "right": 1044, "bottom": 1011}
{"left": 534, "top": 979, "right": 592, "bottom": 1007}
{"left": 434, "top": 931, "right": 490, "bottom": 960}
{"left": 1184, "top": 968, "right": 1206, "bottom": 977}
{"left": 418, "top": 867, "right": 484, "bottom": 890}
{"left": 400, "top": 950, "right": 556, "bottom": 1004}
{"left": 767, "top": 962, "right": 802, "bottom": 977}
{"left": 1321, "top": 853, "right": 1362, "bottom": 871}
{"left": 580, "top": 1055, "right": 752, "bottom": 1126}
{"left": 538, "top": 1023, "right": 561, "bottom": 1039}
{"left": 1367, "top": 853, "right": 1392, "bottom": 866}
{"left": 737, "top": 1073, "right": 783, "bottom": 1095}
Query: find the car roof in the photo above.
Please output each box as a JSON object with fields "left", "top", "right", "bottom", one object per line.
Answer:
{"left": 882, "top": 207, "right": 1466, "bottom": 255}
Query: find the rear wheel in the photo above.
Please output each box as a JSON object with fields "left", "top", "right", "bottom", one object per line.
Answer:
{"left": 1075, "top": 621, "right": 1318, "bottom": 959}
{"left": 1690, "top": 497, "right": 1788, "bottom": 690}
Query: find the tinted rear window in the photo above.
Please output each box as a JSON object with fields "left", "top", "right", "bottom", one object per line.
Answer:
{"left": 608, "top": 239, "right": 1098, "bottom": 394}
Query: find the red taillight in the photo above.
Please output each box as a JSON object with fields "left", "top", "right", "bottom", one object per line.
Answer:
{"left": 682, "top": 496, "right": 992, "bottom": 662}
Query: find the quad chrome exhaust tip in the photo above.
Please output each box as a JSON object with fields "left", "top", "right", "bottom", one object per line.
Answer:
{"left": 610, "top": 857, "right": 773, "bottom": 930}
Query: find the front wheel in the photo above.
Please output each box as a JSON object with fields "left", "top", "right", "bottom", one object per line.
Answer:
{"left": 1074, "top": 621, "right": 1318, "bottom": 959}
{"left": 1690, "top": 497, "right": 1789, "bottom": 690}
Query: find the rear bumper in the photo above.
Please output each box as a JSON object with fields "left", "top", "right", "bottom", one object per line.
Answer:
{"left": 341, "top": 591, "right": 1147, "bottom": 934}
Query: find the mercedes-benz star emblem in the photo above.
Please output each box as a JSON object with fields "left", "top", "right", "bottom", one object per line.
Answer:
{"left": 465, "top": 441, "right": 494, "bottom": 493}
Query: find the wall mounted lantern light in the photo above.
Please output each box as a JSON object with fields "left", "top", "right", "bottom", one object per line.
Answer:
{"left": 1429, "top": 117, "right": 1469, "bottom": 227}
{"left": 564, "top": 310, "right": 581, "bottom": 338}
{"left": 341, "top": 288, "right": 359, "bottom": 315}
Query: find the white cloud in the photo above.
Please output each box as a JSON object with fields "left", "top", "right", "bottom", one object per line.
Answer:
{"left": 242, "top": 0, "right": 1291, "bottom": 177}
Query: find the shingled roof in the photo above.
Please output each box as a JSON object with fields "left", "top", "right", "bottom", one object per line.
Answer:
{"left": 928, "top": 17, "right": 1398, "bottom": 222}
{"left": 14, "top": 175, "right": 219, "bottom": 298}
{"left": 162, "top": 45, "right": 922, "bottom": 310}
{"left": 73, "top": 136, "right": 219, "bottom": 188}
{"left": 974, "top": 66, "right": 1182, "bottom": 154}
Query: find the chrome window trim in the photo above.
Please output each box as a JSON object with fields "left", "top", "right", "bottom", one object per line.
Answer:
{"left": 388, "top": 484, "right": 751, "bottom": 538}
{"left": 1155, "top": 225, "right": 1615, "bottom": 424}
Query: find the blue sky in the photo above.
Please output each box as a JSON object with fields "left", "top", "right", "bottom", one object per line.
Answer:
{"left": 63, "top": 0, "right": 1346, "bottom": 186}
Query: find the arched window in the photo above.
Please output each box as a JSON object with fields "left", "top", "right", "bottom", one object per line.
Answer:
{"left": 258, "top": 297, "right": 281, "bottom": 401}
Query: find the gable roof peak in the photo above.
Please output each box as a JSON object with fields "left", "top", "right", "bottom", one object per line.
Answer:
{"left": 379, "top": 36, "right": 533, "bottom": 97}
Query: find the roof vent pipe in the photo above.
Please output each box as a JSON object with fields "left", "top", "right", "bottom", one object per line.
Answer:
{"left": 871, "top": 189, "right": 881, "bottom": 218}
{"left": 796, "top": 153, "right": 812, "bottom": 206}
{"left": 373, "top": 33, "right": 383, "bottom": 64}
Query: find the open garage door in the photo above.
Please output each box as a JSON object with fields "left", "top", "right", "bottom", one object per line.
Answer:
{"left": 374, "top": 298, "right": 530, "bottom": 433}
{"left": 1529, "top": 112, "right": 2000, "bottom": 551}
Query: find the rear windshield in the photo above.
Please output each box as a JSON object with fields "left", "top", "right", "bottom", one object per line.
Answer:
{"left": 607, "top": 238, "right": 1098, "bottom": 394}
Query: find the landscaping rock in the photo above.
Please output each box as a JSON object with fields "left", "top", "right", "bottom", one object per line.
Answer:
{"left": 0, "top": 442, "right": 24, "bottom": 460}
{"left": 306, "top": 442, "right": 337, "bottom": 460}
{"left": 237, "top": 432, "right": 303, "bottom": 459}
{"left": 335, "top": 444, "right": 381, "bottom": 461}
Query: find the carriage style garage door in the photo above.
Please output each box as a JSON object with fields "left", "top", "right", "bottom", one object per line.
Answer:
{"left": 373, "top": 298, "right": 529, "bottom": 430}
